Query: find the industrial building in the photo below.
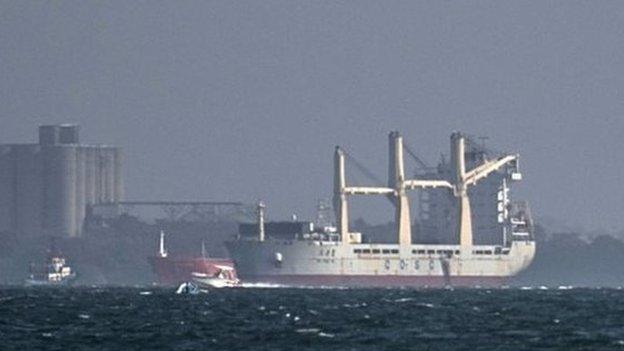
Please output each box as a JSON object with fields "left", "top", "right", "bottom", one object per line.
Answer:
{"left": 0, "top": 125, "right": 123, "bottom": 237}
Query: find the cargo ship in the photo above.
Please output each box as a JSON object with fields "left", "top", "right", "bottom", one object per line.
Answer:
{"left": 226, "top": 132, "right": 536, "bottom": 287}
{"left": 148, "top": 231, "right": 237, "bottom": 286}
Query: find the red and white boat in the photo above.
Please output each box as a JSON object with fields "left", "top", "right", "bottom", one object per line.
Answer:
{"left": 148, "top": 231, "right": 239, "bottom": 286}
{"left": 191, "top": 266, "right": 240, "bottom": 288}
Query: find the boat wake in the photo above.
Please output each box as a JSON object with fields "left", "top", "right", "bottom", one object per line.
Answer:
{"left": 239, "top": 282, "right": 351, "bottom": 290}
{"left": 239, "top": 282, "right": 290, "bottom": 289}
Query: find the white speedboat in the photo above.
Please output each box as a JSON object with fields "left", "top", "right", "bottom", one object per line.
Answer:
{"left": 191, "top": 266, "right": 240, "bottom": 288}
{"left": 176, "top": 281, "right": 201, "bottom": 294}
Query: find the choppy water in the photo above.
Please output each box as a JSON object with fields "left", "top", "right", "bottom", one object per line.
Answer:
{"left": 2, "top": 286, "right": 624, "bottom": 350}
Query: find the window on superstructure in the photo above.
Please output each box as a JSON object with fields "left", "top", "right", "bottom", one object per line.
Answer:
{"left": 382, "top": 249, "right": 390, "bottom": 254}
{"left": 363, "top": 249, "right": 371, "bottom": 254}
{"left": 372, "top": 249, "right": 380, "bottom": 254}
{"left": 391, "top": 249, "right": 399, "bottom": 254}
{"left": 354, "top": 249, "right": 362, "bottom": 254}
{"left": 427, "top": 250, "right": 435, "bottom": 254}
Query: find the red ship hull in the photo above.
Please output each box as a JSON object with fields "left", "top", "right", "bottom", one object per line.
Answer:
{"left": 239, "top": 274, "right": 508, "bottom": 288}
{"left": 148, "top": 256, "right": 237, "bottom": 286}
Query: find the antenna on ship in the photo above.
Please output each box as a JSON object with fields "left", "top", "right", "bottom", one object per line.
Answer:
{"left": 315, "top": 199, "right": 332, "bottom": 229}
{"left": 159, "top": 230, "right": 168, "bottom": 258}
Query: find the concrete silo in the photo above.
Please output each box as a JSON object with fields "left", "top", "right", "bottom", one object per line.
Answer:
{"left": 0, "top": 145, "right": 14, "bottom": 233}
{"left": 43, "top": 146, "right": 77, "bottom": 237}
{"left": 100, "top": 148, "right": 116, "bottom": 203}
{"left": 114, "top": 148, "right": 124, "bottom": 201}
{"left": 0, "top": 125, "right": 123, "bottom": 237}
{"left": 13, "top": 144, "right": 44, "bottom": 237}
{"left": 74, "top": 148, "right": 86, "bottom": 237}
{"left": 84, "top": 147, "right": 98, "bottom": 206}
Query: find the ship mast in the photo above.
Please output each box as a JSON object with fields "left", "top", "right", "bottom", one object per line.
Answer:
{"left": 391, "top": 132, "right": 454, "bottom": 245}
{"left": 333, "top": 146, "right": 394, "bottom": 244}
{"left": 159, "top": 230, "right": 167, "bottom": 258}
{"left": 388, "top": 132, "right": 411, "bottom": 247}
{"left": 449, "top": 132, "right": 519, "bottom": 248}
{"left": 201, "top": 239, "right": 208, "bottom": 258}
{"left": 333, "top": 147, "right": 350, "bottom": 244}
{"left": 257, "top": 201, "right": 266, "bottom": 242}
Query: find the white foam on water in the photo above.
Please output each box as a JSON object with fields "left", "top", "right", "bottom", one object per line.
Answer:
{"left": 296, "top": 328, "right": 320, "bottom": 334}
{"left": 393, "top": 297, "right": 415, "bottom": 303}
{"left": 239, "top": 282, "right": 289, "bottom": 289}
{"left": 342, "top": 303, "right": 367, "bottom": 308}
{"left": 239, "top": 282, "right": 350, "bottom": 290}
{"left": 417, "top": 302, "right": 435, "bottom": 308}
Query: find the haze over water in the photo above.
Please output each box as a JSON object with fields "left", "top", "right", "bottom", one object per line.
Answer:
{"left": 1, "top": 2, "right": 624, "bottom": 229}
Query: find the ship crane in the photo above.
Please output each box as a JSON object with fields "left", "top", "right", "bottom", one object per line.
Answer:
{"left": 334, "top": 131, "right": 519, "bottom": 250}
{"left": 333, "top": 147, "right": 395, "bottom": 244}
{"left": 446, "top": 132, "right": 518, "bottom": 248}
{"left": 401, "top": 132, "right": 518, "bottom": 249}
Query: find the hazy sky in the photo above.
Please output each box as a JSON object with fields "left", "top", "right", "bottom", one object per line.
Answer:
{"left": 1, "top": 1, "right": 624, "bottom": 230}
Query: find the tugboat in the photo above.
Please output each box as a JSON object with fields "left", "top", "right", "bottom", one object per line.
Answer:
{"left": 25, "top": 256, "right": 76, "bottom": 286}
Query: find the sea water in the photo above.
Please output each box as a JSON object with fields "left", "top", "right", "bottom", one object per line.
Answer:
{"left": 1, "top": 286, "right": 624, "bottom": 350}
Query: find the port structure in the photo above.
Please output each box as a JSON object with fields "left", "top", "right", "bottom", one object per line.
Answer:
{"left": 333, "top": 131, "right": 519, "bottom": 249}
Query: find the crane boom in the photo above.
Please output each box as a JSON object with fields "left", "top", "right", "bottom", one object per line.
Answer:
{"left": 403, "top": 179, "right": 453, "bottom": 190}
{"left": 402, "top": 143, "right": 430, "bottom": 170}
{"left": 464, "top": 154, "right": 517, "bottom": 186}
{"left": 343, "top": 186, "right": 395, "bottom": 195}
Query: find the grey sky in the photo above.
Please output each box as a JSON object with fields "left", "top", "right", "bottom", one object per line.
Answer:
{"left": 1, "top": 1, "right": 623, "bottom": 230}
